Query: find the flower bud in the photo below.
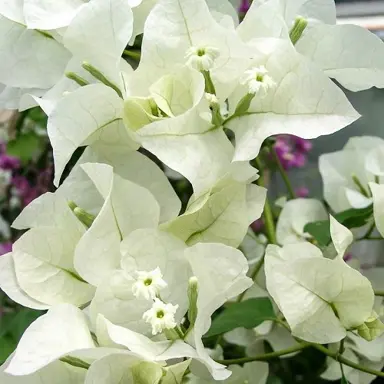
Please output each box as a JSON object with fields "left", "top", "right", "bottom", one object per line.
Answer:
{"left": 289, "top": 16, "right": 308, "bottom": 45}
{"left": 187, "top": 276, "right": 199, "bottom": 328}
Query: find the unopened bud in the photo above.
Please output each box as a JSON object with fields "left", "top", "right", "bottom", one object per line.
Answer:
{"left": 357, "top": 314, "right": 384, "bottom": 341}
{"left": 82, "top": 61, "right": 123, "bottom": 98}
{"left": 68, "top": 201, "right": 95, "bottom": 228}
{"left": 65, "top": 72, "right": 89, "bottom": 87}
{"left": 187, "top": 276, "right": 199, "bottom": 328}
{"left": 289, "top": 16, "right": 308, "bottom": 45}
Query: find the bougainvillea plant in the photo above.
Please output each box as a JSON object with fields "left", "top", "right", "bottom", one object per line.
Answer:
{"left": 0, "top": 0, "right": 384, "bottom": 383}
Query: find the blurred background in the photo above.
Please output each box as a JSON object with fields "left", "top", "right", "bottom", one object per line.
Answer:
{"left": 0, "top": 0, "right": 384, "bottom": 382}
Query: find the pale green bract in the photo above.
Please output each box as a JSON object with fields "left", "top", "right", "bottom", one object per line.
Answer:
{"left": 265, "top": 242, "right": 375, "bottom": 343}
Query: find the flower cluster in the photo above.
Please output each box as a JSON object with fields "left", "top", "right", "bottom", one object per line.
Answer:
{"left": 0, "top": 0, "right": 384, "bottom": 383}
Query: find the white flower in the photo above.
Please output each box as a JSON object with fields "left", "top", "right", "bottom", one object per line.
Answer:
{"left": 205, "top": 92, "right": 219, "bottom": 105}
{"left": 185, "top": 46, "right": 220, "bottom": 71}
{"left": 319, "top": 136, "right": 384, "bottom": 212}
{"left": 132, "top": 267, "right": 167, "bottom": 300}
{"left": 240, "top": 66, "right": 276, "bottom": 96}
{"left": 265, "top": 242, "right": 375, "bottom": 344}
{"left": 143, "top": 298, "right": 178, "bottom": 335}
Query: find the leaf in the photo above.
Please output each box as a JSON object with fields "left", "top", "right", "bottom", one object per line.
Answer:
{"left": 340, "top": 364, "right": 349, "bottom": 384}
{"left": 303, "top": 220, "right": 331, "bottom": 247}
{"left": 6, "top": 132, "right": 42, "bottom": 164}
{"left": 304, "top": 205, "right": 373, "bottom": 246}
{"left": 204, "top": 298, "right": 275, "bottom": 338}
{"left": 0, "top": 334, "right": 17, "bottom": 363}
{"left": 9, "top": 308, "right": 44, "bottom": 341}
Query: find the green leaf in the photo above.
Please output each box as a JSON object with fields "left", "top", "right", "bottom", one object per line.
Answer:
{"left": 204, "top": 298, "right": 275, "bottom": 338}
{"left": 0, "top": 335, "right": 17, "bottom": 363}
{"left": 304, "top": 205, "right": 373, "bottom": 247}
{"left": 9, "top": 308, "right": 44, "bottom": 341}
{"left": 7, "top": 132, "right": 42, "bottom": 164}
{"left": 340, "top": 364, "right": 349, "bottom": 384}
{"left": 304, "top": 220, "right": 331, "bottom": 247}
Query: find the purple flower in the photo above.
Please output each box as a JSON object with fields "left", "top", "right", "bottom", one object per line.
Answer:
{"left": 251, "top": 218, "right": 264, "bottom": 233}
{"left": 0, "top": 241, "right": 12, "bottom": 256}
{"left": 293, "top": 136, "right": 313, "bottom": 153}
{"left": 239, "top": 0, "right": 251, "bottom": 13}
{"left": 0, "top": 154, "right": 20, "bottom": 171}
{"left": 295, "top": 187, "right": 309, "bottom": 198}
{"left": 273, "top": 135, "right": 313, "bottom": 170}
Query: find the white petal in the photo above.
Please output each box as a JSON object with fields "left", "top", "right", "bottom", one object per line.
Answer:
{"left": 12, "top": 229, "right": 95, "bottom": 307}
{"left": 205, "top": 0, "right": 239, "bottom": 27}
{"left": 64, "top": 0, "right": 133, "bottom": 84}
{"left": 75, "top": 147, "right": 180, "bottom": 222}
{"left": 164, "top": 182, "right": 265, "bottom": 248}
{"left": 276, "top": 198, "right": 327, "bottom": 245}
{"left": 0, "top": 253, "right": 48, "bottom": 310}
{"left": 47, "top": 84, "right": 124, "bottom": 186}
{"left": 13, "top": 192, "right": 84, "bottom": 231}
{"left": 24, "top": 0, "right": 84, "bottom": 30}
{"left": 279, "top": 0, "right": 336, "bottom": 24}
{"left": 0, "top": 0, "right": 24, "bottom": 23}
{"left": 229, "top": 40, "right": 359, "bottom": 161}
{"left": 185, "top": 243, "right": 252, "bottom": 380}
{"left": 6, "top": 304, "right": 95, "bottom": 375}
{"left": 329, "top": 215, "right": 353, "bottom": 259}
{"left": 319, "top": 136, "right": 382, "bottom": 212}
{"left": 84, "top": 352, "right": 141, "bottom": 384}
{"left": 139, "top": 128, "right": 234, "bottom": 199}
{"left": 369, "top": 183, "right": 384, "bottom": 238}
{"left": 265, "top": 243, "right": 374, "bottom": 343}
{"left": 133, "top": 0, "right": 250, "bottom": 100}
{"left": 237, "top": 0, "right": 288, "bottom": 42}
{"left": 0, "top": 359, "right": 86, "bottom": 384}
{"left": 74, "top": 163, "right": 160, "bottom": 285}
{"left": 0, "top": 16, "right": 70, "bottom": 89}
{"left": 297, "top": 24, "right": 384, "bottom": 91}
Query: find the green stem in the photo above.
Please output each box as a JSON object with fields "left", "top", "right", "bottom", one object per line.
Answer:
{"left": 312, "top": 343, "right": 384, "bottom": 378}
{"left": 374, "top": 291, "right": 384, "bottom": 297}
{"left": 60, "top": 356, "right": 90, "bottom": 370}
{"left": 215, "top": 343, "right": 311, "bottom": 365}
{"left": 123, "top": 49, "right": 141, "bottom": 61}
{"left": 271, "top": 148, "right": 296, "bottom": 199}
{"left": 236, "top": 252, "right": 266, "bottom": 302}
{"left": 255, "top": 157, "right": 277, "bottom": 245}
{"left": 356, "top": 236, "right": 383, "bottom": 241}
{"left": 235, "top": 159, "right": 277, "bottom": 303}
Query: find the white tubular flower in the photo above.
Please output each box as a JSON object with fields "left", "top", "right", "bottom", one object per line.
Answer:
{"left": 185, "top": 46, "right": 220, "bottom": 71}
{"left": 241, "top": 66, "right": 276, "bottom": 96}
{"left": 205, "top": 92, "right": 219, "bottom": 106}
{"left": 132, "top": 267, "right": 168, "bottom": 301}
{"left": 143, "top": 298, "right": 179, "bottom": 335}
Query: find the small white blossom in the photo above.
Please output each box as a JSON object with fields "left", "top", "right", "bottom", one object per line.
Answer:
{"left": 132, "top": 267, "right": 167, "bottom": 301}
{"left": 241, "top": 66, "right": 276, "bottom": 96}
{"left": 185, "top": 46, "right": 220, "bottom": 71}
{"left": 205, "top": 92, "right": 219, "bottom": 105}
{"left": 143, "top": 298, "right": 178, "bottom": 335}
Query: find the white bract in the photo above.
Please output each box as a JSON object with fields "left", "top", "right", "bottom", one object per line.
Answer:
{"left": 265, "top": 242, "right": 375, "bottom": 343}
{"left": 91, "top": 236, "right": 252, "bottom": 379}
{"left": 321, "top": 332, "right": 384, "bottom": 384}
{"left": 1, "top": 303, "right": 192, "bottom": 384}
{"left": 2, "top": 0, "right": 384, "bottom": 383}
{"left": 276, "top": 198, "right": 327, "bottom": 245}
{"left": 319, "top": 136, "right": 384, "bottom": 212}
{"left": 227, "top": 39, "right": 359, "bottom": 161}
{"left": 242, "top": 0, "right": 384, "bottom": 91}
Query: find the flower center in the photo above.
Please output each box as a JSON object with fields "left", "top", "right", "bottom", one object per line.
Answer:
{"left": 131, "top": 267, "right": 167, "bottom": 301}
